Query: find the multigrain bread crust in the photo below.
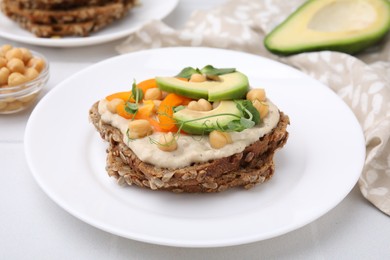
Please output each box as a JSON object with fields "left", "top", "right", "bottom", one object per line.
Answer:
{"left": 89, "top": 102, "right": 290, "bottom": 193}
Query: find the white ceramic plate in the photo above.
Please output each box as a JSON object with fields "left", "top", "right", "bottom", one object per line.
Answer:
{"left": 24, "top": 47, "right": 365, "bottom": 247}
{"left": 0, "top": 0, "right": 178, "bottom": 47}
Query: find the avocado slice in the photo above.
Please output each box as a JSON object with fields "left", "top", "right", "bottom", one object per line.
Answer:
{"left": 156, "top": 72, "right": 249, "bottom": 101}
{"left": 264, "top": 0, "right": 390, "bottom": 55}
{"left": 173, "top": 101, "right": 242, "bottom": 135}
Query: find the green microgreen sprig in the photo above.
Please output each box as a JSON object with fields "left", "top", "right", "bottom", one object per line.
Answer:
{"left": 155, "top": 99, "right": 261, "bottom": 136}
{"left": 148, "top": 132, "right": 179, "bottom": 148}
{"left": 124, "top": 79, "right": 143, "bottom": 119}
{"left": 226, "top": 100, "right": 261, "bottom": 132}
{"left": 124, "top": 80, "right": 145, "bottom": 143}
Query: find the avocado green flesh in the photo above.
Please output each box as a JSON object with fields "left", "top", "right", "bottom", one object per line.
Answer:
{"left": 156, "top": 72, "right": 249, "bottom": 101}
{"left": 264, "top": 0, "right": 390, "bottom": 55}
{"left": 173, "top": 101, "right": 242, "bottom": 135}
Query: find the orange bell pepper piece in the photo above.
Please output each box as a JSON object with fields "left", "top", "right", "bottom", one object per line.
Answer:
{"left": 116, "top": 101, "right": 156, "bottom": 120}
{"left": 106, "top": 91, "right": 135, "bottom": 103}
{"left": 157, "top": 93, "right": 192, "bottom": 132}
{"left": 137, "top": 78, "right": 158, "bottom": 95}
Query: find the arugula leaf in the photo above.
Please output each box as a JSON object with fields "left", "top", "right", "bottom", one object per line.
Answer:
{"left": 200, "top": 65, "right": 236, "bottom": 76}
{"left": 175, "top": 67, "right": 201, "bottom": 79}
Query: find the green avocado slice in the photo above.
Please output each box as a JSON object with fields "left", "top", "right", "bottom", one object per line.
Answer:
{"left": 264, "top": 0, "right": 390, "bottom": 55}
{"left": 173, "top": 101, "right": 242, "bottom": 135}
{"left": 156, "top": 72, "right": 249, "bottom": 101}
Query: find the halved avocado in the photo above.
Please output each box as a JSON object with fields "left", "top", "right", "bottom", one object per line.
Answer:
{"left": 264, "top": 0, "right": 390, "bottom": 55}
{"left": 156, "top": 72, "right": 249, "bottom": 101}
{"left": 173, "top": 101, "right": 242, "bottom": 135}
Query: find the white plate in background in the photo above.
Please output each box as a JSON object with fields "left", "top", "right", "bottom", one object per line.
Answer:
{"left": 0, "top": 0, "right": 178, "bottom": 47}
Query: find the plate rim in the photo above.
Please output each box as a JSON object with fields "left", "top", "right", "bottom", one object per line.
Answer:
{"left": 24, "top": 47, "right": 366, "bottom": 247}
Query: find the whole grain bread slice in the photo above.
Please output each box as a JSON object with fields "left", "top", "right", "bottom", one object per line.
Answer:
{"left": 2, "top": 0, "right": 135, "bottom": 24}
{"left": 0, "top": 0, "right": 136, "bottom": 37}
{"left": 3, "top": 14, "right": 124, "bottom": 37}
{"left": 1, "top": 4, "right": 134, "bottom": 37}
{"left": 8, "top": 0, "right": 127, "bottom": 10}
{"left": 89, "top": 101, "right": 290, "bottom": 193}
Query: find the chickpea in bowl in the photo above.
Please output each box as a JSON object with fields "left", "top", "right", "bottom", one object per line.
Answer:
{"left": 0, "top": 44, "right": 49, "bottom": 114}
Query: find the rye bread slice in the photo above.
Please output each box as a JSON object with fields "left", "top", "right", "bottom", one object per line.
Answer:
{"left": 89, "top": 101, "right": 290, "bottom": 193}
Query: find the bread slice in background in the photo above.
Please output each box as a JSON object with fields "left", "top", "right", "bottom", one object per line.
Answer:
{"left": 0, "top": 0, "right": 137, "bottom": 37}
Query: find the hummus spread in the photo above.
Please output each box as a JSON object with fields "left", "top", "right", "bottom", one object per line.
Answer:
{"left": 98, "top": 99, "right": 280, "bottom": 169}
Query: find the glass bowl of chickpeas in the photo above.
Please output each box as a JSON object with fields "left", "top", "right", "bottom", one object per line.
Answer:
{"left": 0, "top": 44, "right": 49, "bottom": 114}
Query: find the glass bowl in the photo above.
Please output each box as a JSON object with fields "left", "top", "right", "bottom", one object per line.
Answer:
{"left": 0, "top": 51, "right": 49, "bottom": 114}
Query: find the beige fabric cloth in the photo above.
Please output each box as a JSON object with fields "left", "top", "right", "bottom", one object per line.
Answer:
{"left": 117, "top": 0, "right": 390, "bottom": 216}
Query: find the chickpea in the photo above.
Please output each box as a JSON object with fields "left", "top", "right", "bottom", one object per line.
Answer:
{"left": 190, "top": 73, "right": 206, "bottom": 83}
{"left": 107, "top": 98, "right": 124, "bottom": 114}
{"left": 209, "top": 130, "right": 232, "bottom": 149}
{"left": 0, "top": 100, "right": 7, "bottom": 110}
{"left": 152, "top": 99, "right": 161, "bottom": 109}
{"left": 0, "top": 67, "right": 10, "bottom": 85}
{"left": 8, "top": 72, "right": 28, "bottom": 86}
{"left": 20, "top": 48, "right": 33, "bottom": 63}
{"left": 127, "top": 119, "right": 153, "bottom": 139}
{"left": 187, "top": 99, "right": 212, "bottom": 111}
{"left": 205, "top": 74, "right": 221, "bottom": 81}
{"left": 5, "top": 48, "right": 23, "bottom": 61}
{"left": 161, "top": 91, "right": 169, "bottom": 99}
{"left": 19, "top": 92, "right": 38, "bottom": 103}
{"left": 5, "top": 100, "right": 24, "bottom": 112}
{"left": 0, "top": 46, "right": 45, "bottom": 95}
{"left": 3, "top": 96, "right": 16, "bottom": 102}
{"left": 197, "top": 98, "right": 212, "bottom": 111}
{"left": 252, "top": 100, "right": 269, "bottom": 119}
{"left": 27, "top": 58, "right": 45, "bottom": 73}
{"left": 7, "top": 58, "right": 25, "bottom": 73}
{"left": 0, "top": 57, "right": 7, "bottom": 67}
{"left": 24, "top": 68, "right": 39, "bottom": 81}
{"left": 187, "top": 100, "right": 202, "bottom": 111}
{"left": 157, "top": 132, "right": 178, "bottom": 152}
{"left": 1, "top": 44, "right": 12, "bottom": 54}
{"left": 212, "top": 101, "right": 220, "bottom": 109}
{"left": 246, "top": 89, "right": 266, "bottom": 102}
{"left": 144, "top": 88, "right": 162, "bottom": 100}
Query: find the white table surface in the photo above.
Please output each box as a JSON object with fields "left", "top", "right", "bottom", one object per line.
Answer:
{"left": 1, "top": 1, "right": 389, "bottom": 259}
